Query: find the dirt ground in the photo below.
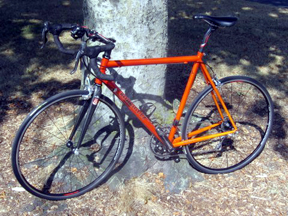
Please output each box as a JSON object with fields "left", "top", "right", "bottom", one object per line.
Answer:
{"left": 0, "top": 0, "right": 287, "bottom": 215}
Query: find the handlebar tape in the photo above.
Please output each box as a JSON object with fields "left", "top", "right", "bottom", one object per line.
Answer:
{"left": 61, "top": 23, "right": 75, "bottom": 30}
{"left": 53, "top": 35, "right": 77, "bottom": 55}
{"left": 90, "top": 58, "right": 115, "bottom": 81}
{"left": 48, "top": 23, "right": 74, "bottom": 35}
{"left": 84, "top": 43, "right": 115, "bottom": 58}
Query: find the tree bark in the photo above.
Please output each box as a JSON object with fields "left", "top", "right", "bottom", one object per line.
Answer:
{"left": 83, "top": 0, "right": 203, "bottom": 193}
{"left": 84, "top": 0, "right": 168, "bottom": 95}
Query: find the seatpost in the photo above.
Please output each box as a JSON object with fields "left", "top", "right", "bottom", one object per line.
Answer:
{"left": 199, "top": 26, "right": 217, "bottom": 53}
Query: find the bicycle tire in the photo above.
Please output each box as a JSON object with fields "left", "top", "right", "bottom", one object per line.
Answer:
{"left": 11, "top": 90, "right": 125, "bottom": 200}
{"left": 182, "top": 76, "right": 274, "bottom": 174}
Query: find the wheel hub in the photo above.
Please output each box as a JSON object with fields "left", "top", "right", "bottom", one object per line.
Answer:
{"left": 66, "top": 140, "right": 74, "bottom": 148}
{"left": 221, "top": 118, "right": 233, "bottom": 132}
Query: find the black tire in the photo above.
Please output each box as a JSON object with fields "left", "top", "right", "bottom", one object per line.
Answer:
{"left": 182, "top": 76, "right": 274, "bottom": 174}
{"left": 11, "top": 90, "right": 125, "bottom": 200}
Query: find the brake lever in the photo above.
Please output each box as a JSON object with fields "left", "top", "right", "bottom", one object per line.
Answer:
{"left": 41, "top": 21, "right": 49, "bottom": 49}
{"left": 70, "top": 42, "right": 86, "bottom": 74}
{"left": 107, "top": 38, "right": 116, "bottom": 43}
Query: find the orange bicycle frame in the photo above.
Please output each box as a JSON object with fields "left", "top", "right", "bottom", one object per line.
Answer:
{"left": 96, "top": 51, "right": 237, "bottom": 148}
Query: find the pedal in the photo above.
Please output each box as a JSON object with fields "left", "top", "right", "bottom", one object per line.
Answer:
{"left": 174, "top": 157, "right": 180, "bottom": 163}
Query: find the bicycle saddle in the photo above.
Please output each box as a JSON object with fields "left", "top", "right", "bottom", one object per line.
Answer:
{"left": 193, "top": 15, "right": 238, "bottom": 27}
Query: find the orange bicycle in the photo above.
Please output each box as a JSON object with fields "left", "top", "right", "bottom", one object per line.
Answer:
{"left": 11, "top": 15, "right": 274, "bottom": 200}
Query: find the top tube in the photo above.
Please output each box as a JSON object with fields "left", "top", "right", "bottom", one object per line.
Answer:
{"left": 106, "top": 54, "right": 204, "bottom": 68}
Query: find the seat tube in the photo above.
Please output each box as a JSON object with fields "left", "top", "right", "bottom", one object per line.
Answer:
{"left": 168, "top": 61, "right": 200, "bottom": 142}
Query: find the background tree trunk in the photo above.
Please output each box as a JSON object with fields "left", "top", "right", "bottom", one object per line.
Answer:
{"left": 84, "top": 0, "right": 168, "bottom": 95}
{"left": 83, "top": 0, "right": 203, "bottom": 193}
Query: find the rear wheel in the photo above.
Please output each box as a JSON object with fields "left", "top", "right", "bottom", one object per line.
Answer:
{"left": 182, "top": 76, "right": 274, "bottom": 174}
{"left": 11, "top": 90, "right": 125, "bottom": 200}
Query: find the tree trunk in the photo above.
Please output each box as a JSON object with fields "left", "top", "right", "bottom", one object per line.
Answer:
{"left": 84, "top": 0, "right": 168, "bottom": 94}
{"left": 83, "top": 0, "right": 203, "bottom": 193}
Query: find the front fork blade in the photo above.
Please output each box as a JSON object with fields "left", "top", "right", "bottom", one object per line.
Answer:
{"left": 75, "top": 86, "right": 102, "bottom": 149}
{"left": 68, "top": 100, "right": 90, "bottom": 141}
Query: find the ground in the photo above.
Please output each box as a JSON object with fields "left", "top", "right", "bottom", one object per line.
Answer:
{"left": 0, "top": 0, "right": 287, "bottom": 215}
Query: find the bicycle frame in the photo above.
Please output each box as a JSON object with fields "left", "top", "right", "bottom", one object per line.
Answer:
{"left": 96, "top": 51, "right": 238, "bottom": 148}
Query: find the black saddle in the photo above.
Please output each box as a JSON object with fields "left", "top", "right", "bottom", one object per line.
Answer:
{"left": 193, "top": 15, "right": 238, "bottom": 27}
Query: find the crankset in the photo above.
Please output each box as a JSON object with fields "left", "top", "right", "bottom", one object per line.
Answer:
{"left": 149, "top": 127, "right": 183, "bottom": 162}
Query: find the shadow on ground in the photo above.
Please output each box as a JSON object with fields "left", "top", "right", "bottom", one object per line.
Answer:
{"left": 0, "top": 0, "right": 287, "bottom": 160}
{"left": 0, "top": 1, "right": 287, "bottom": 214}
{"left": 247, "top": 0, "right": 288, "bottom": 7}
{"left": 165, "top": 0, "right": 288, "bottom": 160}
{"left": 0, "top": 0, "right": 83, "bottom": 122}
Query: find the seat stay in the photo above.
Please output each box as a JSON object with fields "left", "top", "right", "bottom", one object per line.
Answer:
{"left": 200, "top": 64, "right": 225, "bottom": 120}
{"left": 199, "top": 63, "right": 238, "bottom": 131}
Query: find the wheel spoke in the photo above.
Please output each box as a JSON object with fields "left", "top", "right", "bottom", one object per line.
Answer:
{"left": 12, "top": 91, "right": 124, "bottom": 200}
{"left": 184, "top": 77, "right": 273, "bottom": 174}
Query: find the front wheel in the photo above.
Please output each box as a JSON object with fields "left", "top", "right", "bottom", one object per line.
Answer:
{"left": 182, "top": 76, "right": 274, "bottom": 174}
{"left": 11, "top": 90, "right": 125, "bottom": 200}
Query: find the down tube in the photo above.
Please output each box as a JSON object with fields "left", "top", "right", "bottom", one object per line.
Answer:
{"left": 103, "top": 80, "right": 164, "bottom": 143}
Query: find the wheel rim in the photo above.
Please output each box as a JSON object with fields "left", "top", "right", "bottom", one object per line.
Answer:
{"left": 184, "top": 77, "right": 273, "bottom": 172}
{"left": 15, "top": 94, "right": 123, "bottom": 197}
